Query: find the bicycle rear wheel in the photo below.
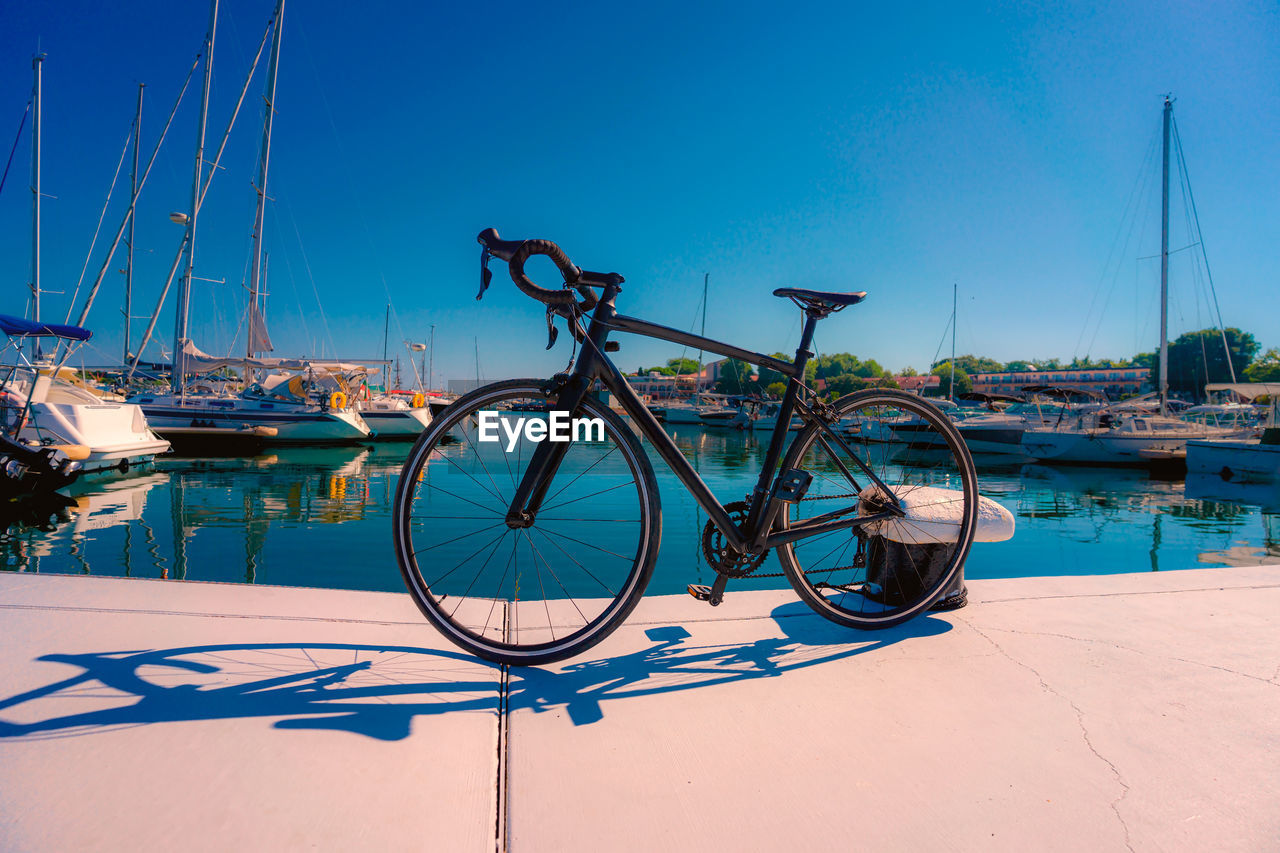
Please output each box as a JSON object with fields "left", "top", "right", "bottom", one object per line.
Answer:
{"left": 775, "top": 389, "right": 978, "bottom": 628}
{"left": 393, "top": 380, "right": 661, "bottom": 665}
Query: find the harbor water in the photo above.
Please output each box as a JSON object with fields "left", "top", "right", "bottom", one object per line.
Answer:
{"left": 2, "top": 425, "right": 1277, "bottom": 594}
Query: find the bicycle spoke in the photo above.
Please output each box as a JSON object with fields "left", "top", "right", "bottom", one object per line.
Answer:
{"left": 395, "top": 383, "right": 654, "bottom": 665}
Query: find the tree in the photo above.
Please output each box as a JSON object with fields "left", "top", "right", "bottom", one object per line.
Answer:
{"left": 765, "top": 381, "right": 787, "bottom": 399}
{"left": 1244, "top": 348, "right": 1280, "bottom": 383}
{"left": 667, "top": 357, "right": 701, "bottom": 376}
{"left": 1004, "top": 360, "right": 1033, "bottom": 373}
{"left": 898, "top": 366, "right": 919, "bottom": 377}
{"left": 930, "top": 362, "right": 972, "bottom": 397}
{"left": 1164, "top": 328, "right": 1259, "bottom": 396}
{"left": 640, "top": 365, "right": 675, "bottom": 376}
{"left": 825, "top": 374, "right": 868, "bottom": 397}
{"left": 931, "top": 354, "right": 1002, "bottom": 375}
{"left": 714, "top": 359, "right": 757, "bottom": 394}
{"left": 815, "top": 353, "right": 859, "bottom": 379}
{"left": 853, "top": 358, "right": 888, "bottom": 379}
{"left": 758, "top": 352, "right": 816, "bottom": 388}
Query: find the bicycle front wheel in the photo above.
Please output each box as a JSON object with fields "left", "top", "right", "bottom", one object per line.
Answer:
{"left": 393, "top": 380, "right": 661, "bottom": 665}
{"left": 776, "top": 389, "right": 978, "bottom": 629}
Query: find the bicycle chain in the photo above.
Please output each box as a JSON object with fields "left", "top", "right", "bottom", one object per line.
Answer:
{"left": 728, "top": 491, "right": 864, "bottom": 579}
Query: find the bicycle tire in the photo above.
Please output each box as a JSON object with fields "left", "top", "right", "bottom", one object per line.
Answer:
{"left": 775, "top": 389, "right": 978, "bottom": 629}
{"left": 393, "top": 379, "right": 661, "bottom": 665}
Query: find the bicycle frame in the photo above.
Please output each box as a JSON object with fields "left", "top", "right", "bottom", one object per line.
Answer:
{"left": 506, "top": 283, "right": 901, "bottom": 557}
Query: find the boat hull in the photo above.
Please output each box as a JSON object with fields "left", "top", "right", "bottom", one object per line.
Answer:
{"left": 136, "top": 397, "right": 371, "bottom": 444}
{"left": 21, "top": 401, "right": 169, "bottom": 472}
{"left": 1021, "top": 430, "right": 1184, "bottom": 466}
{"left": 360, "top": 407, "right": 433, "bottom": 439}
{"left": 1186, "top": 440, "right": 1280, "bottom": 483}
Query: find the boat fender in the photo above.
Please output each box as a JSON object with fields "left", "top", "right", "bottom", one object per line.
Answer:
{"left": 330, "top": 392, "right": 348, "bottom": 411}
{"left": 411, "top": 393, "right": 425, "bottom": 409}
{"left": 858, "top": 485, "right": 1015, "bottom": 544}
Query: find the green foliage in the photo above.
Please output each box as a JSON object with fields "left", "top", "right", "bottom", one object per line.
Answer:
{"left": 898, "top": 366, "right": 919, "bottom": 377}
{"left": 814, "top": 353, "right": 859, "bottom": 379}
{"left": 640, "top": 365, "right": 675, "bottom": 376}
{"left": 1244, "top": 348, "right": 1280, "bottom": 383}
{"left": 930, "top": 362, "right": 972, "bottom": 397}
{"left": 930, "top": 354, "right": 1002, "bottom": 375}
{"left": 824, "top": 374, "right": 868, "bottom": 397}
{"left": 713, "top": 359, "right": 758, "bottom": 394}
{"left": 1003, "top": 360, "right": 1033, "bottom": 373}
{"left": 1165, "top": 328, "right": 1259, "bottom": 395}
{"left": 757, "top": 353, "right": 816, "bottom": 389}
{"left": 765, "top": 381, "right": 787, "bottom": 399}
{"left": 667, "top": 357, "right": 701, "bottom": 376}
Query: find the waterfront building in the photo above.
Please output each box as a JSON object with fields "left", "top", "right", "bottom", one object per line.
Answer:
{"left": 971, "top": 367, "right": 1149, "bottom": 398}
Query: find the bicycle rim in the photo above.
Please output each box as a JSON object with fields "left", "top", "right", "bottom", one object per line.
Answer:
{"left": 393, "top": 380, "right": 660, "bottom": 665}
{"left": 777, "top": 390, "right": 978, "bottom": 628}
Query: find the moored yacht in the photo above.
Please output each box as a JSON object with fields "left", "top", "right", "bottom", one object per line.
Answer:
{"left": 2, "top": 316, "right": 169, "bottom": 474}
{"left": 1021, "top": 410, "right": 1241, "bottom": 466}
{"left": 133, "top": 354, "right": 371, "bottom": 445}
{"left": 358, "top": 392, "right": 433, "bottom": 439}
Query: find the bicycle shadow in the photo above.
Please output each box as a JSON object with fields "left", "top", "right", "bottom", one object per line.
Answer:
{"left": 0, "top": 602, "right": 951, "bottom": 741}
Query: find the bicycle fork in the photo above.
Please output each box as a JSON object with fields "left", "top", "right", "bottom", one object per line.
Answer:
{"left": 502, "top": 373, "right": 591, "bottom": 528}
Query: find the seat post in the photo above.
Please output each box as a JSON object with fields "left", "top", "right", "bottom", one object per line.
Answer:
{"left": 795, "top": 312, "right": 820, "bottom": 358}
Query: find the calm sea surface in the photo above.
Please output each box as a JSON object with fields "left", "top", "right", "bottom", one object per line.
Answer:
{"left": 3, "top": 425, "right": 1278, "bottom": 594}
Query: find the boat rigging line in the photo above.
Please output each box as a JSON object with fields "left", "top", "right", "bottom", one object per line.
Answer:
{"left": 124, "top": 13, "right": 276, "bottom": 381}
{"left": 0, "top": 101, "right": 30, "bottom": 199}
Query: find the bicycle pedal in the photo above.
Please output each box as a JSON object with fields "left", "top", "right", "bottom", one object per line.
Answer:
{"left": 771, "top": 468, "right": 813, "bottom": 503}
{"left": 687, "top": 584, "right": 713, "bottom": 601}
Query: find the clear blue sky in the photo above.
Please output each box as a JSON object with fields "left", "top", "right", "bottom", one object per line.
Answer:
{"left": 2, "top": 1, "right": 1278, "bottom": 384}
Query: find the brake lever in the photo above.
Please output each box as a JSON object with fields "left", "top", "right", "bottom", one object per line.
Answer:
{"left": 477, "top": 247, "right": 494, "bottom": 301}
{"left": 545, "top": 306, "right": 560, "bottom": 350}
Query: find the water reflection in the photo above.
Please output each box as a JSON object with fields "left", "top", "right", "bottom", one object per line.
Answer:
{"left": 1, "top": 429, "right": 1277, "bottom": 592}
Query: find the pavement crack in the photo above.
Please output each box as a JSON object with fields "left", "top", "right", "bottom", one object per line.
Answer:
{"left": 961, "top": 618, "right": 1134, "bottom": 853}
{"left": 980, "top": 625, "right": 1280, "bottom": 688}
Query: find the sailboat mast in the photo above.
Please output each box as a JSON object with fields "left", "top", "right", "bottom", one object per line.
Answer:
{"left": 428, "top": 323, "right": 436, "bottom": 392}
{"left": 125, "top": 83, "right": 143, "bottom": 365}
{"left": 1158, "top": 96, "right": 1171, "bottom": 416}
{"left": 950, "top": 283, "right": 957, "bottom": 402}
{"left": 29, "top": 54, "right": 43, "bottom": 360}
{"left": 246, "top": 0, "right": 285, "bottom": 379}
{"left": 172, "top": 0, "right": 219, "bottom": 394}
{"left": 696, "top": 272, "right": 708, "bottom": 391}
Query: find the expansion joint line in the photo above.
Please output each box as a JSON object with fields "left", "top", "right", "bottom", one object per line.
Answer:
{"left": 495, "top": 605, "right": 512, "bottom": 853}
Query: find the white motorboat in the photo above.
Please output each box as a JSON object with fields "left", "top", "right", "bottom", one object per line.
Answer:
{"left": 954, "top": 390, "right": 1105, "bottom": 456}
{"left": 2, "top": 320, "right": 169, "bottom": 475}
{"left": 1186, "top": 399, "right": 1280, "bottom": 482}
{"left": 1021, "top": 412, "right": 1240, "bottom": 466}
{"left": 358, "top": 393, "right": 432, "bottom": 439}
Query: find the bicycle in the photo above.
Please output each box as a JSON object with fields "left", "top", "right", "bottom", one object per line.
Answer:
{"left": 393, "top": 230, "right": 978, "bottom": 665}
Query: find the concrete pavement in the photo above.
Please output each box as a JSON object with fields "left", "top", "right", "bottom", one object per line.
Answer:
{"left": 1, "top": 567, "right": 1278, "bottom": 851}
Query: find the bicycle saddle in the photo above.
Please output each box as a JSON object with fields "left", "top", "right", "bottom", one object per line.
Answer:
{"left": 772, "top": 287, "right": 867, "bottom": 316}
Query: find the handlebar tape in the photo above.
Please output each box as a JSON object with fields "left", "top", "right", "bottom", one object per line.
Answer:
{"left": 477, "top": 228, "right": 579, "bottom": 307}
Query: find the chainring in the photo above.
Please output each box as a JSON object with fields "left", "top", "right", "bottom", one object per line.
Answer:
{"left": 701, "top": 500, "right": 768, "bottom": 578}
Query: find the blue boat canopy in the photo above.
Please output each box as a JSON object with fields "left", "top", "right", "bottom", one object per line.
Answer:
{"left": 0, "top": 314, "right": 92, "bottom": 341}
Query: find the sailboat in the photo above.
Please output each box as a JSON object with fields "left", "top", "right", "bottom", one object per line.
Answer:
{"left": 129, "top": 0, "right": 370, "bottom": 445}
{"left": 660, "top": 273, "right": 737, "bottom": 425}
{"left": 1022, "top": 97, "right": 1242, "bottom": 467}
{"left": 4, "top": 56, "right": 169, "bottom": 474}
{"left": 356, "top": 323, "right": 432, "bottom": 438}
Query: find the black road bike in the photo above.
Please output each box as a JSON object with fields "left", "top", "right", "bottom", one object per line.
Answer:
{"left": 393, "top": 231, "right": 978, "bottom": 665}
